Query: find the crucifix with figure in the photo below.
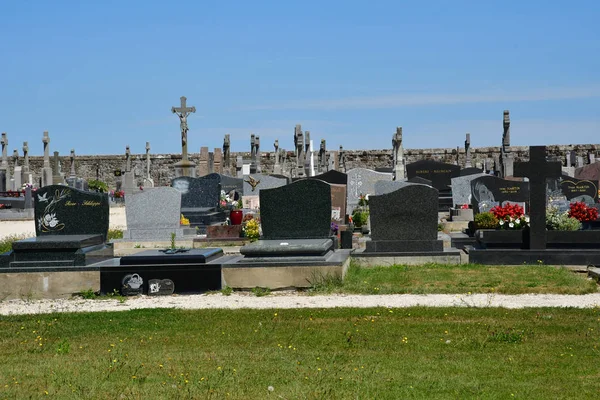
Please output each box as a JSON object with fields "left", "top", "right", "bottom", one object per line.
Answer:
{"left": 171, "top": 96, "right": 196, "bottom": 162}
{"left": 514, "top": 146, "right": 562, "bottom": 250}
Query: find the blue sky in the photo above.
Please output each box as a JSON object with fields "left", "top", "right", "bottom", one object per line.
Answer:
{"left": 1, "top": 1, "right": 598, "bottom": 156}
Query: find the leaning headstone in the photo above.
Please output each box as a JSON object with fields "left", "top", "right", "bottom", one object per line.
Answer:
{"left": 124, "top": 187, "right": 186, "bottom": 240}
{"left": 451, "top": 173, "right": 487, "bottom": 207}
{"left": 260, "top": 179, "right": 331, "bottom": 239}
{"left": 347, "top": 168, "right": 393, "bottom": 214}
{"left": 470, "top": 175, "right": 529, "bottom": 214}
{"left": 34, "top": 185, "right": 109, "bottom": 241}
{"left": 367, "top": 185, "right": 442, "bottom": 252}
{"left": 406, "top": 160, "right": 460, "bottom": 191}
{"left": 242, "top": 173, "right": 287, "bottom": 197}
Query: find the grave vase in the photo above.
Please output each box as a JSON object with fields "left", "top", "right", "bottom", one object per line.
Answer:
{"left": 230, "top": 210, "right": 243, "bottom": 225}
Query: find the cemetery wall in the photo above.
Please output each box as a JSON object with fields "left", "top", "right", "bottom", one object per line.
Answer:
{"left": 20, "top": 144, "right": 599, "bottom": 188}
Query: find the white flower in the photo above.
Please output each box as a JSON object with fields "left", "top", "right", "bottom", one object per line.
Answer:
{"left": 509, "top": 222, "right": 514, "bottom": 228}
{"left": 364, "top": 194, "right": 369, "bottom": 200}
{"left": 267, "top": 386, "right": 274, "bottom": 392}
{"left": 499, "top": 220, "right": 505, "bottom": 226}
{"left": 525, "top": 217, "right": 530, "bottom": 223}
{"left": 514, "top": 219, "right": 520, "bottom": 225}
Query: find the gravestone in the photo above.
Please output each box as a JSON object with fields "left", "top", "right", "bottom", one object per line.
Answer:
{"left": 124, "top": 187, "right": 186, "bottom": 240}
{"left": 559, "top": 176, "right": 598, "bottom": 205}
{"left": 451, "top": 173, "right": 487, "bottom": 207}
{"left": 147, "top": 279, "right": 175, "bottom": 296}
{"left": 260, "top": 179, "right": 331, "bottom": 240}
{"left": 514, "top": 146, "right": 562, "bottom": 250}
{"left": 308, "top": 170, "right": 348, "bottom": 221}
{"left": 172, "top": 176, "right": 221, "bottom": 209}
{"left": 309, "top": 170, "right": 348, "bottom": 185}
{"left": 367, "top": 185, "right": 443, "bottom": 252}
{"left": 205, "top": 173, "right": 244, "bottom": 196}
{"left": 242, "top": 173, "right": 287, "bottom": 196}
{"left": 470, "top": 175, "right": 529, "bottom": 213}
{"left": 406, "top": 160, "right": 461, "bottom": 191}
{"left": 34, "top": 185, "right": 109, "bottom": 241}
{"left": 347, "top": 168, "right": 393, "bottom": 214}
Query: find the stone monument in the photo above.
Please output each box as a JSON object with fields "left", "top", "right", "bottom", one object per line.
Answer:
{"left": 12, "top": 150, "right": 21, "bottom": 190}
{"left": 21, "top": 141, "right": 31, "bottom": 186}
{"left": 273, "top": 139, "right": 282, "bottom": 175}
{"left": 500, "top": 110, "right": 514, "bottom": 177}
{"left": 41, "top": 132, "right": 53, "bottom": 187}
{"left": 0, "top": 133, "right": 9, "bottom": 190}
{"left": 223, "top": 134, "right": 231, "bottom": 170}
{"left": 392, "top": 127, "right": 405, "bottom": 180}
{"left": 122, "top": 145, "right": 135, "bottom": 195}
{"left": 143, "top": 141, "right": 154, "bottom": 187}
{"left": 171, "top": 96, "right": 197, "bottom": 177}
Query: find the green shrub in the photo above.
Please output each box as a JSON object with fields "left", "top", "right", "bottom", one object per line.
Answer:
{"left": 352, "top": 210, "right": 369, "bottom": 228}
{"left": 0, "top": 234, "right": 32, "bottom": 254}
{"left": 546, "top": 207, "right": 581, "bottom": 231}
{"left": 87, "top": 180, "right": 108, "bottom": 193}
{"left": 107, "top": 229, "right": 123, "bottom": 240}
{"left": 474, "top": 212, "right": 499, "bottom": 229}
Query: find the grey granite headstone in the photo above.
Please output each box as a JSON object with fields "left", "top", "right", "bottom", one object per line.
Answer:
{"left": 260, "top": 179, "right": 331, "bottom": 239}
{"left": 367, "top": 185, "right": 442, "bottom": 252}
{"left": 451, "top": 173, "right": 487, "bottom": 207}
{"left": 124, "top": 187, "right": 186, "bottom": 240}
{"left": 172, "top": 175, "right": 221, "bottom": 209}
{"left": 242, "top": 173, "right": 287, "bottom": 196}
{"left": 347, "top": 168, "right": 393, "bottom": 214}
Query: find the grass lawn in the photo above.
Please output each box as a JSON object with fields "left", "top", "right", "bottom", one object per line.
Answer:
{"left": 1, "top": 307, "right": 600, "bottom": 399}
{"left": 309, "top": 263, "right": 598, "bottom": 295}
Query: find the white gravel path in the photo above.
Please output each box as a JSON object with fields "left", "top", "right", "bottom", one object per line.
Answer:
{"left": 2, "top": 292, "right": 600, "bottom": 315}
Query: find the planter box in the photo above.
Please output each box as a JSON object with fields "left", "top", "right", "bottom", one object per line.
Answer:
{"left": 547, "top": 230, "right": 600, "bottom": 249}
{"left": 206, "top": 225, "right": 242, "bottom": 239}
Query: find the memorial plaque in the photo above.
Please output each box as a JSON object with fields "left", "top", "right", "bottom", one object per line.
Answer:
{"left": 121, "top": 274, "right": 143, "bottom": 296}
{"left": 148, "top": 279, "right": 175, "bottom": 296}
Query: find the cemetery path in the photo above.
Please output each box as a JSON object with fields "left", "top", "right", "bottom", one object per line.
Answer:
{"left": 2, "top": 292, "right": 600, "bottom": 315}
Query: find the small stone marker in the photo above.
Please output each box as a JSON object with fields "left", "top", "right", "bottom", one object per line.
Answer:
{"left": 147, "top": 279, "right": 175, "bottom": 296}
{"left": 121, "top": 274, "right": 144, "bottom": 296}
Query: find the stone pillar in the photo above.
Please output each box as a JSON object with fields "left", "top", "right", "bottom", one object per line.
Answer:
{"left": 52, "top": 151, "right": 65, "bottom": 185}
{"left": 143, "top": 141, "right": 154, "bottom": 188}
{"left": 273, "top": 140, "right": 282, "bottom": 175}
{"left": 255, "top": 135, "right": 261, "bottom": 173}
{"left": 12, "top": 150, "right": 21, "bottom": 190}
{"left": 223, "top": 134, "right": 230, "bottom": 168}
{"left": 392, "top": 127, "right": 405, "bottom": 180}
{"left": 250, "top": 134, "right": 256, "bottom": 173}
{"left": 213, "top": 148, "right": 223, "bottom": 174}
{"left": 122, "top": 146, "right": 135, "bottom": 195}
{"left": 296, "top": 132, "right": 305, "bottom": 178}
{"left": 500, "top": 110, "right": 513, "bottom": 177}
{"left": 22, "top": 141, "right": 31, "bottom": 185}
{"left": 338, "top": 145, "right": 346, "bottom": 173}
{"left": 236, "top": 156, "right": 244, "bottom": 178}
{"left": 319, "top": 139, "right": 327, "bottom": 173}
{"left": 464, "top": 133, "right": 472, "bottom": 168}
{"left": 41, "top": 132, "right": 53, "bottom": 187}
{"left": 0, "top": 133, "right": 9, "bottom": 191}
{"left": 69, "top": 149, "right": 77, "bottom": 179}
{"left": 198, "top": 146, "right": 210, "bottom": 176}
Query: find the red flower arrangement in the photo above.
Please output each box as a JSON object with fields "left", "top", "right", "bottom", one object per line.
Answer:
{"left": 568, "top": 201, "right": 599, "bottom": 222}
{"left": 490, "top": 203, "right": 524, "bottom": 220}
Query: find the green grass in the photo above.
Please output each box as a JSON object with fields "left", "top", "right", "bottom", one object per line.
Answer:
{"left": 310, "top": 262, "right": 598, "bottom": 295}
{"left": 1, "top": 307, "right": 600, "bottom": 398}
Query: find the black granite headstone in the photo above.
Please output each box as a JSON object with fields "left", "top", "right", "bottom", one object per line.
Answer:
{"left": 34, "top": 185, "right": 109, "bottom": 241}
{"left": 121, "top": 273, "right": 143, "bottom": 296}
{"left": 407, "top": 176, "right": 433, "bottom": 186}
{"left": 171, "top": 176, "right": 221, "bottom": 209}
{"left": 367, "top": 185, "right": 442, "bottom": 252}
{"left": 260, "top": 179, "right": 331, "bottom": 239}
{"left": 309, "top": 170, "right": 348, "bottom": 185}
{"left": 406, "top": 160, "right": 460, "bottom": 190}
{"left": 559, "top": 177, "right": 598, "bottom": 204}
{"left": 148, "top": 279, "right": 175, "bottom": 296}
{"left": 514, "top": 146, "right": 562, "bottom": 250}
{"left": 204, "top": 173, "right": 244, "bottom": 196}
{"left": 470, "top": 176, "right": 529, "bottom": 212}
{"left": 460, "top": 167, "right": 484, "bottom": 177}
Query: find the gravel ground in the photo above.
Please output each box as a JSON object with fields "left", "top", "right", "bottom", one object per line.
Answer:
{"left": 2, "top": 292, "right": 600, "bottom": 316}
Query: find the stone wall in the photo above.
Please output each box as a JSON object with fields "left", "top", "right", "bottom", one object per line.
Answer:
{"left": 18, "top": 144, "right": 599, "bottom": 188}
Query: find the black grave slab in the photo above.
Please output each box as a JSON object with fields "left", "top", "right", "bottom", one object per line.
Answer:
{"left": 260, "top": 179, "right": 331, "bottom": 239}
{"left": 309, "top": 170, "right": 348, "bottom": 185}
{"left": 99, "top": 248, "right": 230, "bottom": 294}
{"left": 406, "top": 160, "right": 460, "bottom": 190}
{"left": 366, "top": 185, "right": 444, "bottom": 253}
{"left": 171, "top": 175, "right": 221, "bottom": 209}
{"left": 467, "top": 247, "right": 600, "bottom": 266}
{"left": 240, "top": 238, "right": 334, "bottom": 258}
{"left": 460, "top": 167, "right": 484, "bottom": 176}
{"left": 0, "top": 234, "right": 113, "bottom": 268}
{"left": 34, "top": 185, "right": 109, "bottom": 241}
{"left": 205, "top": 173, "right": 244, "bottom": 195}
{"left": 470, "top": 175, "right": 529, "bottom": 212}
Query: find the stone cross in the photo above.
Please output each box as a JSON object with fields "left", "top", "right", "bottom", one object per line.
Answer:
{"left": 319, "top": 139, "right": 327, "bottom": 173}
{"left": 70, "top": 149, "right": 76, "bottom": 178}
{"left": 255, "top": 135, "right": 261, "bottom": 173}
{"left": 464, "top": 133, "right": 472, "bottom": 168}
{"left": 223, "top": 134, "right": 230, "bottom": 168}
{"left": 339, "top": 145, "right": 346, "bottom": 172}
{"left": 12, "top": 150, "right": 18, "bottom": 167}
{"left": 294, "top": 124, "right": 302, "bottom": 156}
{"left": 125, "top": 146, "right": 131, "bottom": 172}
{"left": 42, "top": 132, "right": 50, "bottom": 167}
{"left": 171, "top": 96, "right": 196, "bottom": 162}
{"left": 22, "top": 142, "right": 29, "bottom": 172}
{"left": 296, "top": 131, "right": 305, "bottom": 178}
{"left": 1, "top": 133, "right": 8, "bottom": 169}
{"left": 502, "top": 110, "right": 510, "bottom": 148}
{"left": 250, "top": 134, "right": 256, "bottom": 163}
{"left": 392, "top": 127, "right": 405, "bottom": 180}
{"left": 514, "top": 146, "right": 562, "bottom": 250}
{"left": 274, "top": 140, "right": 280, "bottom": 166}
{"left": 145, "top": 142, "right": 151, "bottom": 179}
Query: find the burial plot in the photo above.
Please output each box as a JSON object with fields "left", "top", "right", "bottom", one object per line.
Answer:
{"left": 172, "top": 175, "right": 226, "bottom": 231}
{"left": 0, "top": 185, "right": 113, "bottom": 269}
{"left": 468, "top": 146, "right": 600, "bottom": 265}
{"left": 229, "top": 179, "right": 350, "bottom": 289}
{"left": 347, "top": 168, "right": 392, "bottom": 214}
{"left": 470, "top": 175, "right": 529, "bottom": 214}
{"left": 124, "top": 187, "right": 189, "bottom": 240}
